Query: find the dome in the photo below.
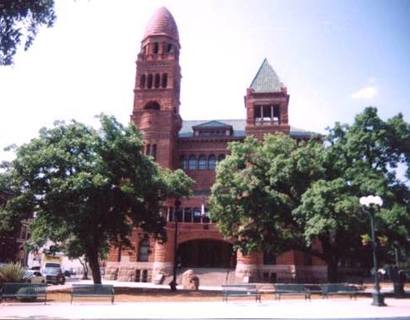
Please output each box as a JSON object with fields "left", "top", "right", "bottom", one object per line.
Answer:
{"left": 143, "top": 7, "right": 179, "bottom": 42}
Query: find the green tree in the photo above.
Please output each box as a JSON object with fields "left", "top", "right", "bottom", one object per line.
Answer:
{"left": 295, "top": 107, "right": 410, "bottom": 281}
{"left": 0, "top": 0, "right": 56, "bottom": 65}
{"left": 0, "top": 115, "right": 193, "bottom": 283}
{"left": 209, "top": 133, "right": 324, "bottom": 255}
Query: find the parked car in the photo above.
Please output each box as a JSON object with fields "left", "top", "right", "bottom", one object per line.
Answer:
{"left": 24, "top": 270, "right": 46, "bottom": 284}
{"left": 43, "top": 267, "right": 65, "bottom": 285}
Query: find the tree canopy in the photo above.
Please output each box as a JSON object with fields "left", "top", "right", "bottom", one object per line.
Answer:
{"left": 296, "top": 107, "right": 410, "bottom": 280}
{"left": 0, "top": 115, "right": 193, "bottom": 283}
{"left": 0, "top": 0, "right": 56, "bottom": 65}
{"left": 210, "top": 107, "right": 410, "bottom": 281}
{"left": 209, "top": 133, "right": 324, "bottom": 254}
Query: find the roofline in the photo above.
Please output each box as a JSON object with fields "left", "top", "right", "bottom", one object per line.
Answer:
{"left": 249, "top": 58, "right": 268, "bottom": 89}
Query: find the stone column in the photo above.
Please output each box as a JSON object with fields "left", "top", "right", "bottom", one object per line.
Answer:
{"left": 152, "top": 228, "right": 175, "bottom": 279}
{"left": 235, "top": 251, "right": 262, "bottom": 282}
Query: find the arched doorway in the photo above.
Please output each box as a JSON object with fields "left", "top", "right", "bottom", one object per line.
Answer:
{"left": 178, "top": 239, "right": 235, "bottom": 268}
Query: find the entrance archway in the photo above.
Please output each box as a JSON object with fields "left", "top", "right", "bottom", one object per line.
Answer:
{"left": 178, "top": 239, "right": 235, "bottom": 268}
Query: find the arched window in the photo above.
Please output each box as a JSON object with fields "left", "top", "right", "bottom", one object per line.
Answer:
{"left": 154, "top": 74, "right": 160, "bottom": 88}
{"left": 198, "top": 155, "right": 207, "bottom": 170}
{"left": 144, "top": 101, "right": 160, "bottom": 110}
{"left": 188, "top": 155, "right": 196, "bottom": 170}
{"left": 208, "top": 154, "right": 216, "bottom": 170}
{"left": 140, "top": 74, "right": 146, "bottom": 88}
{"left": 151, "top": 144, "right": 157, "bottom": 160}
{"left": 147, "top": 74, "right": 153, "bottom": 89}
{"left": 138, "top": 239, "right": 150, "bottom": 262}
{"left": 161, "top": 73, "right": 168, "bottom": 88}
{"left": 179, "top": 155, "right": 187, "bottom": 169}
{"left": 218, "top": 154, "right": 225, "bottom": 162}
{"left": 153, "top": 42, "right": 159, "bottom": 54}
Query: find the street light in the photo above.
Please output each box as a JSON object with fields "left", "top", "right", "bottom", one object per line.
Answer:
{"left": 169, "top": 198, "right": 181, "bottom": 291}
{"left": 359, "top": 195, "right": 386, "bottom": 307}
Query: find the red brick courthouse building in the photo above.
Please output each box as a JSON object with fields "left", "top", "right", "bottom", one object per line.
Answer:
{"left": 105, "top": 7, "right": 326, "bottom": 284}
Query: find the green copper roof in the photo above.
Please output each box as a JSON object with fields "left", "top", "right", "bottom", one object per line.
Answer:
{"left": 250, "top": 58, "right": 283, "bottom": 93}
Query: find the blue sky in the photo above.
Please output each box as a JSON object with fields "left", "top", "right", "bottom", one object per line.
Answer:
{"left": 0, "top": 0, "right": 409, "bottom": 161}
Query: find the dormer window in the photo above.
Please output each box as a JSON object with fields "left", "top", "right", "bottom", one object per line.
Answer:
{"left": 192, "top": 121, "right": 234, "bottom": 138}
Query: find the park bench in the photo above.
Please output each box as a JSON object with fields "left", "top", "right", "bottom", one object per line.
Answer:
{"left": 320, "top": 283, "right": 361, "bottom": 299}
{"left": 0, "top": 282, "right": 47, "bottom": 304}
{"left": 221, "top": 284, "right": 261, "bottom": 302}
{"left": 70, "top": 284, "right": 115, "bottom": 304}
{"left": 273, "top": 283, "right": 311, "bottom": 300}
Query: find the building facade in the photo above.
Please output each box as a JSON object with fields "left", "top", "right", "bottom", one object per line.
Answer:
{"left": 105, "top": 7, "right": 326, "bottom": 284}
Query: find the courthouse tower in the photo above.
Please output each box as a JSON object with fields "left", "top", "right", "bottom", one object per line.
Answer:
{"left": 131, "top": 7, "right": 182, "bottom": 169}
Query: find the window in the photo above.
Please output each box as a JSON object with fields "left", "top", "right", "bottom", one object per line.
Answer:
{"left": 208, "top": 154, "right": 216, "bottom": 170}
{"left": 198, "top": 155, "right": 207, "bottom": 170}
{"left": 183, "top": 208, "right": 192, "bottom": 223}
{"left": 273, "top": 105, "right": 280, "bottom": 124}
{"left": 193, "top": 207, "right": 201, "bottom": 223}
{"left": 167, "top": 43, "right": 173, "bottom": 53}
{"left": 145, "top": 143, "right": 157, "bottom": 160}
{"left": 162, "top": 73, "right": 168, "bottom": 88}
{"left": 262, "top": 105, "right": 271, "bottom": 120}
{"left": 188, "top": 155, "right": 196, "bottom": 170}
{"left": 138, "top": 239, "right": 150, "bottom": 262}
{"left": 153, "top": 42, "right": 159, "bottom": 54}
{"left": 144, "top": 101, "right": 160, "bottom": 110}
{"left": 175, "top": 207, "right": 183, "bottom": 222}
{"left": 254, "top": 105, "right": 262, "bottom": 118}
{"left": 218, "top": 154, "right": 225, "bottom": 162}
{"left": 147, "top": 74, "right": 153, "bottom": 89}
{"left": 168, "top": 207, "right": 174, "bottom": 221}
{"left": 151, "top": 144, "right": 157, "bottom": 160}
{"left": 179, "top": 155, "right": 187, "bottom": 169}
{"left": 140, "top": 74, "right": 146, "bottom": 88}
{"left": 154, "top": 74, "right": 160, "bottom": 88}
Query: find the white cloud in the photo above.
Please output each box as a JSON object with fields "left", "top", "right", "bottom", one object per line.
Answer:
{"left": 351, "top": 86, "right": 378, "bottom": 99}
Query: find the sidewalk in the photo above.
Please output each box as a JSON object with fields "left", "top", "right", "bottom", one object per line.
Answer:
{"left": 1, "top": 298, "right": 410, "bottom": 319}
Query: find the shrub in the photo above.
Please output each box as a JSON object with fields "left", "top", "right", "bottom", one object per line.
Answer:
{"left": 16, "top": 286, "right": 37, "bottom": 302}
{"left": 0, "top": 262, "right": 26, "bottom": 283}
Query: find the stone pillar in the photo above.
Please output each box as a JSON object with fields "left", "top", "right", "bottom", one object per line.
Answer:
{"left": 235, "top": 251, "right": 262, "bottom": 282}
{"left": 152, "top": 228, "right": 175, "bottom": 279}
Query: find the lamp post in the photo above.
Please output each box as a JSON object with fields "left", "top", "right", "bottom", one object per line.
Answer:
{"left": 169, "top": 198, "right": 181, "bottom": 291}
{"left": 359, "top": 195, "right": 386, "bottom": 306}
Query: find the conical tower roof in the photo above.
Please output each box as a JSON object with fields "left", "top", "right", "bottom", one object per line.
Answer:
{"left": 250, "top": 58, "right": 283, "bottom": 93}
{"left": 144, "top": 7, "right": 179, "bottom": 41}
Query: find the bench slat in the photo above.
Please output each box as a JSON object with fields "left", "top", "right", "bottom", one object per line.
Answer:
{"left": 222, "top": 284, "right": 261, "bottom": 302}
{"left": 71, "top": 284, "right": 114, "bottom": 304}
{"left": 0, "top": 283, "right": 47, "bottom": 304}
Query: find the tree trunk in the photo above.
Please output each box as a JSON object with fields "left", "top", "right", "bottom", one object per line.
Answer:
{"left": 327, "top": 257, "right": 339, "bottom": 283}
{"left": 86, "top": 247, "right": 101, "bottom": 284}
{"left": 319, "top": 236, "right": 339, "bottom": 283}
{"left": 78, "top": 257, "right": 89, "bottom": 280}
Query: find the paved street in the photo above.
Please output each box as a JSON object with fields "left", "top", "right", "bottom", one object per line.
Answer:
{"left": 1, "top": 298, "right": 410, "bottom": 319}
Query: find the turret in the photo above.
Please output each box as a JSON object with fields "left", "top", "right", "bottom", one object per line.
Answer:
{"left": 245, "top": 59, "right": 290, "bottom": 139}
{"left": 131, "top": 7, "right": 182, "bottom": 168}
